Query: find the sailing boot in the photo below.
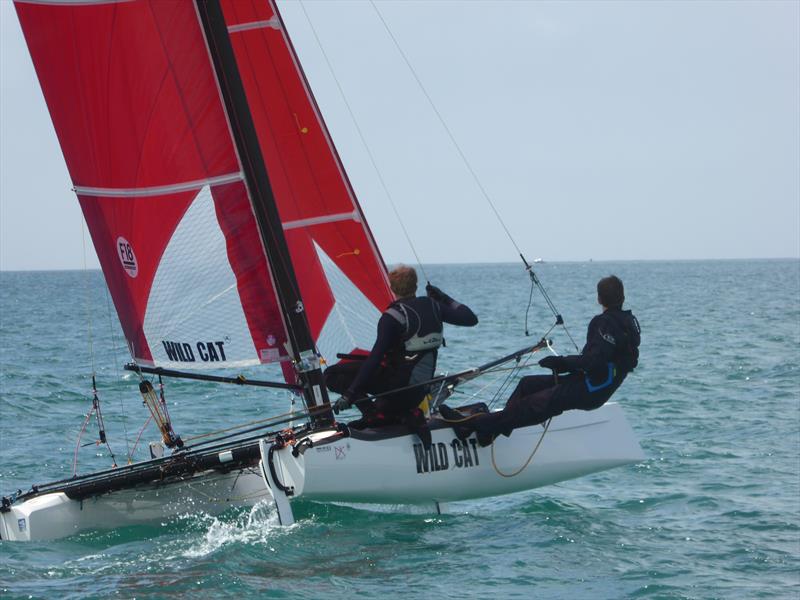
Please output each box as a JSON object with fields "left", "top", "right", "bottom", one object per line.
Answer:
{"left": 437, "top": 404, "right": 473, "bottom": 442}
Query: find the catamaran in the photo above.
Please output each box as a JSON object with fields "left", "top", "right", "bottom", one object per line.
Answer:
{"left": 0, "top": 0, "right": 643, "bottom": 542}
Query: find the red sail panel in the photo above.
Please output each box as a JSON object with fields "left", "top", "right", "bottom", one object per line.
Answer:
{"left": 221, "top": 0, "right": 394, "bottom": 363}
{"left": 15, "top": 0, "right": 288, "bottom": 369}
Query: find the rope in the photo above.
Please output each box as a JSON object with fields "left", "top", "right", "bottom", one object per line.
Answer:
{"left": 369, "top": 0, "right": 522, "bottom": 259}
{"left": 77, "top": 221, "right": 119, "bottom": 470}
{"left": 298, "top": 0, "right": 428, "bottom": 281}
{"left": 182, "top": 401, "right": 335, "bottom": 445}
{"left": 129, "top": 415, "right": 153, "bottom": 462}
{"left": 519, "top": 258, "right": 580, "bottom": 351}
{"left": 367, "top": 2, "right": 584, "bottom": 350}
{"left": 489, "top": 350, "right": 539, "bottom": 409}
{"left": 490, "top": 418, "right": 551, "bottom": 478}
{"left": 104, "top": 284, "right": 131, "bottom": 461}
{"left": 156, "top": 374, "right": 176, "bottom": 439}
{"left": 183, "top": 412, "right": 296, "bottom": 443}
{"left": 523, "top": 276, "right": 535, "bottom": 337}
{"left": 80, "top": 219, "right": 95, "bottom": 376}
{"left": 178, "top": 345, "right": 543, "bottom": 451}
{"left": 91, "top": 378, "right": 117, "bottom": 467}
{"left": 72, "top": 408, "right": 93, "bottom": 477}
{"left": 446, "top": 352, "right": 535, "bottom": 410}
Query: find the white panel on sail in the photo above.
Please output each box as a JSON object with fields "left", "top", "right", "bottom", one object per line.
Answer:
{"left": 314, "top": 243, "right": 382, "bottom": 363}
{"left": 143, "top": 186, "right": 259, "bottom": 369}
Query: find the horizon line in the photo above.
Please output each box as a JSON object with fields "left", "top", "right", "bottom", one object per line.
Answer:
{"left": 1, "top": 256, "right": 798, "bottom": 273}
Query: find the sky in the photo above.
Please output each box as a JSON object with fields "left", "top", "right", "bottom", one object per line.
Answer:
{"left": 0, "top": 0, "right": 798, "bottom": 271}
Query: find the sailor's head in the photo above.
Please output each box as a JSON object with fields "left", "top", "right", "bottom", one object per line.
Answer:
{"left": 389, "top": 265, "right": 418, "bottom": 299}
{"left": 597, "top": 275, "right": 624, "bottom": 310}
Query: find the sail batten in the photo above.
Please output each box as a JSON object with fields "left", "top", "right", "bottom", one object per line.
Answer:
{"left": 74, "top": 172, "right": 243, "bottom": 197}
{"left": 282, "top": 211, "right": 359, "bottom": 230}
{"left": 17, "top": 0, "right": 133, "bottom": 6}
{"left": 227, "top": 19, "right": 280, "bottom": 34}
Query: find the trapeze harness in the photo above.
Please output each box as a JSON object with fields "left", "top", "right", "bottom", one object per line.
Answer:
{"left": 384, "top": 296, "right": 445, "bottom": 395}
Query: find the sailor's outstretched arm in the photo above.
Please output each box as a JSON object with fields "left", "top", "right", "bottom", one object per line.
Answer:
{"left": 427, "top": 284, "right": 478, "bottom": 327}
{"left": 440, "top": 301, "right": 478, "bottom": 327}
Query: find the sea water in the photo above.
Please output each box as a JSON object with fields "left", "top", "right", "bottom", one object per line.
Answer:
{"left": 0, "top": 260, "right": 798, "bottom": 599}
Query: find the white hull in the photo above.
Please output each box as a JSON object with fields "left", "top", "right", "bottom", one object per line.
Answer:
{"left": 0, "top": 468, "right": 268, "bottom": 542}
{"left": 1, "top": 403, "right": 642, "bottom": 541}
{"left": 277, "top": 402, "right": 643, "bottom": 504}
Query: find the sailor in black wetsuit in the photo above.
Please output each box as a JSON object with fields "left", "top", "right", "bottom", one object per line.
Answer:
{"left": 440, "top": 275, "right": 640, "bottom": 446}
{"left": 325, "top": 265, "right": 478, "bottom": 441}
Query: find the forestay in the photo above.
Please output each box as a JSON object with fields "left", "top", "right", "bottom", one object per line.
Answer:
{"left": 16, "top": 0, "right": 393, "bottom": 374}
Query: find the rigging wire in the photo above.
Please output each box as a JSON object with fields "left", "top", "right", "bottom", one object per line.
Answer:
{"left": 81, "top": 219, "right": 96, "bottom": 377}
{"left": 79, "top": 217, "right": 118, "bottom": 466}
{"left": 180, "top": 345, "right": 542, "bottom": 448}
{"left": 369, "top": 0, "right": 523, "bottom": 261}
{"left": 104, "top": 284, "right": 132, "bottom": 462}
{"left": 488, "top": 351, "right": 536, "bottom": 410}
{"left": 72, "top": 408, "right": 93, "bottom": 477}
{"left": 298, "top": 0, "right": 429, "bottom": 282}
{"left": 368, "top": 2, "right": 580, "bottom": 349}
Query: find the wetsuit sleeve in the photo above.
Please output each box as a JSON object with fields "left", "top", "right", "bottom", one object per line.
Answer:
{"left": 438, "top": 299, "right": 478, "bottom": 327}
{"left": 346, "top": 314, "right": 403, "bottom": 397}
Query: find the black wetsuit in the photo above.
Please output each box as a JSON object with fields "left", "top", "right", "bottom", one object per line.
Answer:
{"left": 325, "top": 294, "right": 478, "bottom": 425}
{"left": 468, "top": 308, "right": 640, "bottom": 438}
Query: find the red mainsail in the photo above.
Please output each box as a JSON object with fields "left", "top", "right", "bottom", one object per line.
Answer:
{"left": 15, "top": 0, "right": 393, "bottom": 373}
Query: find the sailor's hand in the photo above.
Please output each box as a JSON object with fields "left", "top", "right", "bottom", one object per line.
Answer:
{"left": 539, "top": 355, "right": 568, "bottom": 373}
{"left": 426, "top": 284, "right": 449, "bottom": 303}
{"left": 333, "top": 394, "right": 353, "bottom": 414}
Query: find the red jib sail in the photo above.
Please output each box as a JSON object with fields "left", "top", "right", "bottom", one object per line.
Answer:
{"left": 15, "top": 0, "right": 393, "bottom": 373}
{"left": 220, "top": 0, "right": 394, "bottom": 363}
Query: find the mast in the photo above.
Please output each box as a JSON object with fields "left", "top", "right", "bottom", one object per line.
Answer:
{"left": 195, "top": 0, "right": 332, "bottom": 424}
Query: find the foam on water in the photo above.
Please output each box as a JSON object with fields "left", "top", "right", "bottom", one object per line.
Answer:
{"left": 180, "top": 502, "right": 290, "bottom": 559}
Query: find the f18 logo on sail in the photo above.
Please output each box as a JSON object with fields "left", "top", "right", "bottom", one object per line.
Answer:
{"left": 116, "top": 237, "right": 138, "bottom": 278}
